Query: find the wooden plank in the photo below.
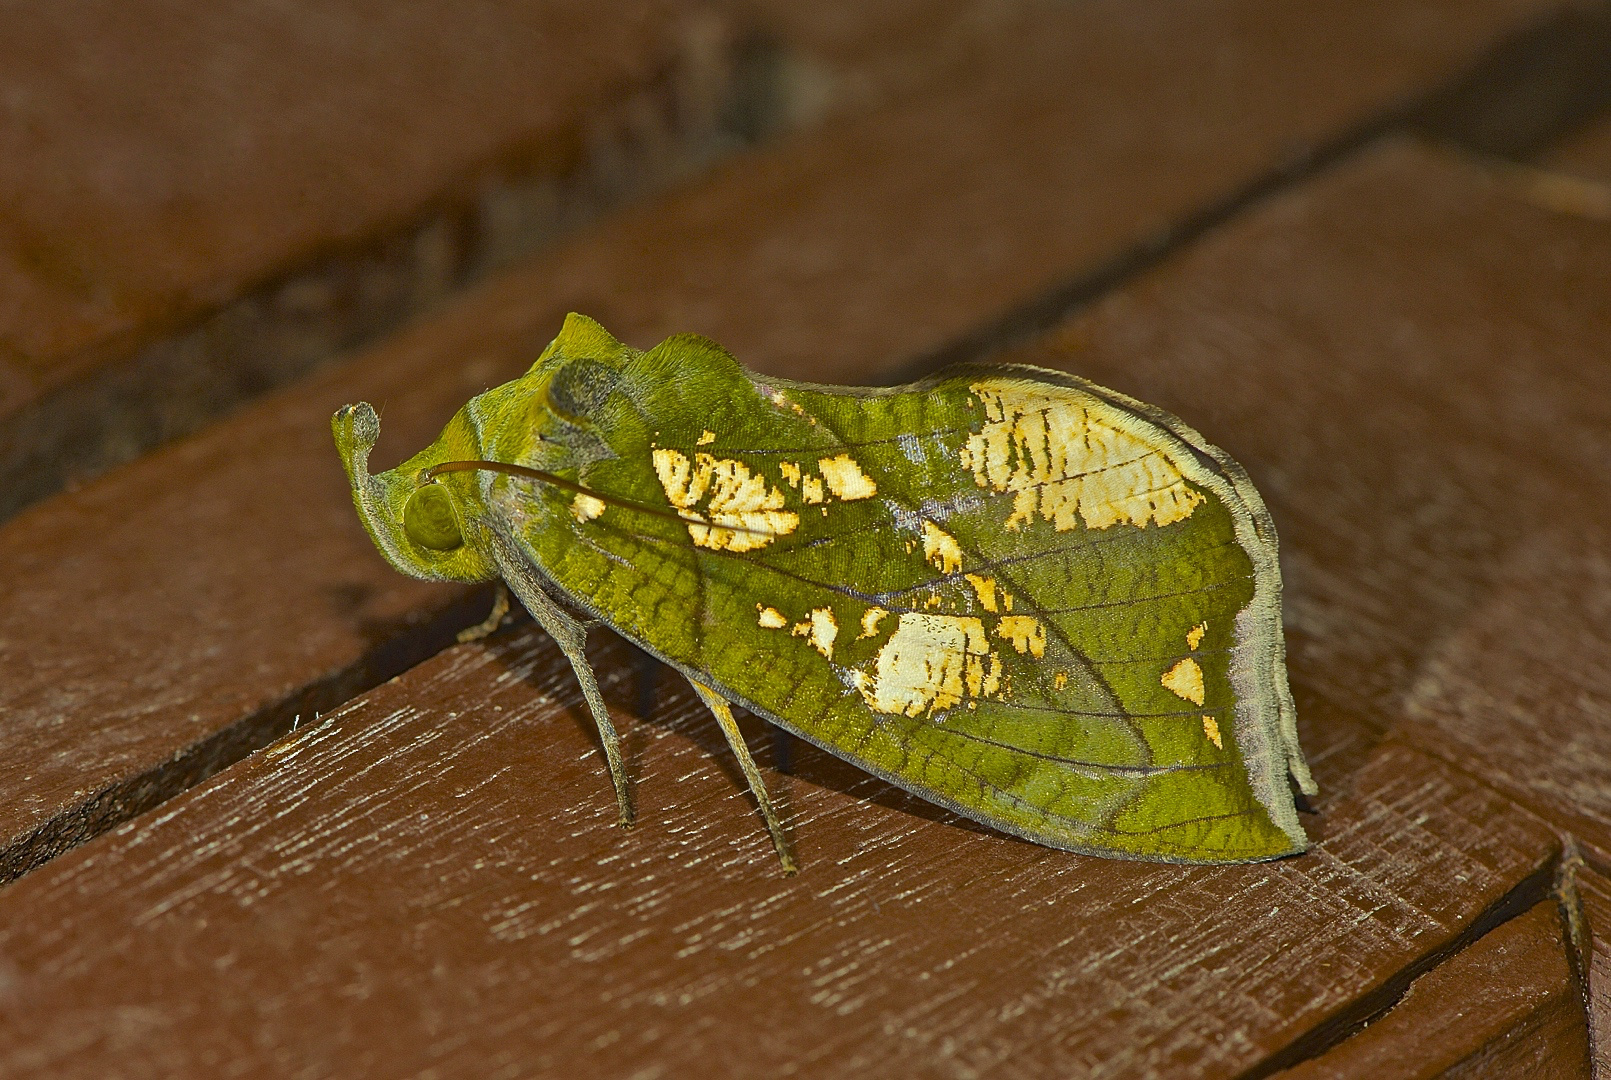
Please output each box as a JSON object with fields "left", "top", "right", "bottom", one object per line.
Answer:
{"left": 0, "top": 0, "right": 748, "bottom": 520}
{"left": 716, "top": 0, "right": 1016, "bottom": 123}
{"left": 1004, "top": 138, "right": 1611, "bottom": 859}
{"left": 0, "top": 625, "right": 1559, "bottom": 1079}
{"left": 1480, "top": 113, "right": 1611, "bottom": 269}
{"left": 733, "top": 0, "right": 1611, "bottom": 141}
{"left": 1543, "top": 112, "right": 1611, "bottom": 185}
{"left": 1407, "top": 0, "right": 1611, "bottom": 158}
{"left": 1275, "top": 899, "right": 1589, "bottom": 1078}
{"left": 1581, "top": 867, "right": 1611, "bottom": 1076}
{"left": 1392, "top": 526, "right": 1611, "bottom": 863}
{"left": 0, "top": 0, "right": 1582, "bottom": 880}
{"left": 562, "top": 0, "right": 1577, "bottom": 388}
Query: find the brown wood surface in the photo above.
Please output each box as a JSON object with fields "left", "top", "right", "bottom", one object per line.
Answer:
{"left": 1275, "top": 899, "right": 1588, "bottom": 1078}
{"left": 547, "top": 0, "right": 1575, "bottom": 388}
{"left": 1, "top": 131, "right": 1605, "bottom": 1078}
{"left": 0, "top": 0, "right": 689, "bottom": 372}
{"left": 0, "top": 626, "right": 1559, "bottom": 1079}
{"left": 0, "top": 0, "right": 1584, "bottom": 523}
{"left": 0, "top": 0, "right": 745, "bottom": 519}
{"left": 1009, "top": 138, "right": 1611, "bottom": 864}
{"left": 1547, "top": 109, "right": 1611, "bottom": 182}
{"left": 4, "top": 4, "right": 1609, "bottom": 1074}
{"left": 0, "top": 0, "right": 1579, "bottom": 885}
{"left": 717, "top": 0, "right": 1020, "bottom": 125}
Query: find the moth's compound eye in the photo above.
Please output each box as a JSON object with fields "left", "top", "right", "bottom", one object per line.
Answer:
{"left": 404, "top": 484, "right": 463, "bottom": 551}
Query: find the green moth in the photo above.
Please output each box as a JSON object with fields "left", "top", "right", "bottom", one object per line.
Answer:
{"left": 334, "top": 313, "right": 1315, "bottom": 871}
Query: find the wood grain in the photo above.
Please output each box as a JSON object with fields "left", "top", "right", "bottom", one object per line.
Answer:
{"left": 0, "top": 0, "right": 743, "bottom": 519}
{"left": 0, "top": 625, "right": 1558, "bottom": 1079}
{"left": 1275, "top": 899, "right": 1588, "bottom": 1078}
{"left": 1008, "top": 138, "right": 1611, "bottom": 859}
{"left": 2, "top": 0, "right": 1578, "bottom": 884}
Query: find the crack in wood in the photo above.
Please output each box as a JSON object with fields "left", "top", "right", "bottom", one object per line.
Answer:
{"left": 1235, "top": 852, "right": 1563, "bottom": 1079}
{"left": 0, "top": 586, "right": 496, "bottom": 888}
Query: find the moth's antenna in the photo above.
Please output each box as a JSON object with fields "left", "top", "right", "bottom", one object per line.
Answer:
{"left": 424, "top": 459, "right": 776, "bottom": 536}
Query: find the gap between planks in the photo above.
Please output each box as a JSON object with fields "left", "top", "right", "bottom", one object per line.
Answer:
{"left": 1238, "top": 843, "right": 1587, "bottom": 1078}
{"left": 0, "top": 588, "right": 497, "bottom": 886}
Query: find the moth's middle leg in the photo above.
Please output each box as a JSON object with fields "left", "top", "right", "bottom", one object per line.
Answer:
{"left": 493, "top": 558, "right": 635, "bottom": 828}
{"left": 688, "top": 678, "right": 798, "bottom": 875}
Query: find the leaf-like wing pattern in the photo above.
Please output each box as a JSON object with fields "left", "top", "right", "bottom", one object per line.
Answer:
{"left": 498, "top": 330, "right": 1310, "bottom": 863}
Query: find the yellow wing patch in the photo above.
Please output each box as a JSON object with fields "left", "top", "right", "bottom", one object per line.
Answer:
{"left": 964, "top": 573, "right": 998, "bottom": 612}
{"left": 921, "top": 520, "right": 963, "bottom": 575}
{"left": 1186, "top": 621, "right": 1208, "bottom": 650}
{"left": 996, "top": 615, "right": 1046, "bottom": 658}
{"left": 959, "top": 380, "right": 1205, "bottom": 532}
{"left": 762, "top": 601, "right": 1036, "bottom": 721}
{"left": 570, "top": 493, "right": 606, "bottom": 522}
{"left": 775, "top": 455, "right": 876, "bottom": 507}
{"left": 852, "top": 613, "right": 1002, "bottom": 717}
{"left": 792, "top": 607, "right": 838, "bottom": 660}
{"left": 1161, "top": 657, "right": 1206, "bottom": 705}
{"left": 818, "top": 454, "right": 878, "bottom": 501}
{"left": 651, "top": 449, "right": 799, "bottom": 552}
{"left": 1202, "top": 715, "right": 1224, "bottom": 749}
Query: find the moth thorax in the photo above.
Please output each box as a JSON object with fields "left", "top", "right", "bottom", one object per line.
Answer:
{"left": 545, "top": 358, "right": 621, "bottom": 422}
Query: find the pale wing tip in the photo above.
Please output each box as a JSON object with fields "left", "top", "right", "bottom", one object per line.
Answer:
{"left": 1290, "top": 753, "right": 1319, "bottom": 798}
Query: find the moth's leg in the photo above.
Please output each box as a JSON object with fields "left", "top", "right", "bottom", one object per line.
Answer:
{"left": 494, "top": 558, "right": 634, "bottom": 828}
{"left": 455, "top": 581, "right": 511, "bottom": 644}
{"left": 688, "top": 678, "right": 798, "bottom": 875}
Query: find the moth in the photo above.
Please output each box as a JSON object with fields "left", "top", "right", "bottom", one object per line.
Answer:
{"left": 335, "top": 314, "right": 1315, "bottom": 871}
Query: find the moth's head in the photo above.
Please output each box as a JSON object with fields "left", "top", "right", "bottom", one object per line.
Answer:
{"left": 332, "top": 401, "right": 500, "bottom": 584}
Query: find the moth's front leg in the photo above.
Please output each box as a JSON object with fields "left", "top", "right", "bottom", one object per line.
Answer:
{"left": 455, "top": 581, "right": 510, "bottom": 644}
{"left": 490, "top": 538, "right": 634, "bottom": 828}
{"left": 688, "top": 678, "right": 798, "bottom": 875}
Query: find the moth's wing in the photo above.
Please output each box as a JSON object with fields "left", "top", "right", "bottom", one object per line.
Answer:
{"left": 504, "top": 339, "right": 1309, "bottom": 864}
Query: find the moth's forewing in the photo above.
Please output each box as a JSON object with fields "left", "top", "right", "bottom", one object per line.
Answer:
{"left": 489, "top": 315, "right": 1312, "bottom": 864}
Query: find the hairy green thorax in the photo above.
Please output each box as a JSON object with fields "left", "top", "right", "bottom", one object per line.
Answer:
{"left": 334, "top": 313, "right": 1316, "bottom": 871}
